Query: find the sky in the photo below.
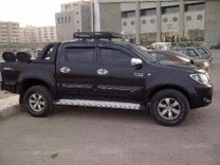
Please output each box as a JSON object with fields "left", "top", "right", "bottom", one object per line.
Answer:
{"left": 0, "top": 0, "right": 82, "bottom": 27}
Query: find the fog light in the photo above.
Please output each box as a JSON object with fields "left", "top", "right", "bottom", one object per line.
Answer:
{"left": 203, "top": 97, "right": 211, "bottom": 103}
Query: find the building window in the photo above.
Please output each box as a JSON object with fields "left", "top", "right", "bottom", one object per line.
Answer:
{"left": 69, "top": 17, "right": 71, "bottom": 23}
{"left": 131, "top": 21, "right": 135, "bottom": 25}
{"left": 123, "top": 21, "right": 127, "bottom": 26}
{"left": 65, "top": 17, "right": 67, "bottom": 24}
{"left": 141, "top": 8, "right": 156, "bottom": 16}
{"left": 142, "top": 20, "right": 146, "bottom": 24}
{"left": 186, "top": 16, "right": 192, "bottom": 21}
{"left": 77, "top": 29, "right": 80, "bottom": 32}
{"left": 185, "top": 2, "right": 205, "bottom": 12}
{"left": 58, "top": 18, "right": 60, "bottom": 24}
{"left": 77, "top": 21, "right": 79, "bottom": 23}
{"left": 172, "top": 17, "right": 178, "bottom": 22}
{"left": 61, "top": 17, "right": 63, "bottom": 24}
{"left": 76, "top": 12, "right": 79, "bottom": 15}
{"left": 150, "top": 19, "right": 155, "bottom": 24}
{"left": 197, "top": 15, "right": 203, "bottom": 20}
{"left": 121, "top": 10, "right": 135, "bottom": 18}
{"left": 163, "top": 18, "right": 168, "bottom": 23}
{"left": 162, "top": 5, "right": 179, "bottom": 15}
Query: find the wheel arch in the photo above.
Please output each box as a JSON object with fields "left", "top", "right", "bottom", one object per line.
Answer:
{"left": 18, "top": 75, "right": 57, "bottom": 102}
{"left": 147, "top": 85, "right": 192, "bottom": 108}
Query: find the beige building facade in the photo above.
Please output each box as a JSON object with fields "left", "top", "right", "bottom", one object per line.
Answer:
{"left": 55, "top": 1, "right": 92, "bottom": 41}
{"left": 35, "top": 26, "right": 57, "bottom": 43}
{"left": 20, "top": 26, "right": 36, "bottom": 43}
{"left": 20, "top": 25, "right": 57, "bottom": 43}
{"left": 0, "top": 21, "right": 20, "bottom": 43}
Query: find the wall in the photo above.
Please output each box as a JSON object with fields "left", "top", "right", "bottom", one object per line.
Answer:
{"left": 99, "top": 3, "right": 121, "bottom": 33}
{"left": 205, "top": 0, "right": 220, "bottom": 48}
{"left": 55, "top": 11, "right": 76, "bottom": 41}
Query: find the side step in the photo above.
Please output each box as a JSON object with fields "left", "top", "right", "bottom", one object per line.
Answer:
{"left": 55, "top": 99, "right": 141, "bottom": 110}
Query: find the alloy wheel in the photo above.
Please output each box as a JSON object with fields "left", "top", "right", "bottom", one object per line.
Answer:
{"left": 157, "top": 98, "right": 181, "bottom": 120}
{"left": 29, "top": 93, "right": 46, "bottom": 112}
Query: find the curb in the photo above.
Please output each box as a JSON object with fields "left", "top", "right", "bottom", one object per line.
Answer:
{"left": 0, "top": 105, "right": 21, "bottom": 119}
{"left": 0, "top": 95, "right": 22, "bottom": 119}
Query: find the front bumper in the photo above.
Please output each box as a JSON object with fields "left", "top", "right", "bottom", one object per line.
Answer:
{"left": 186, "top": 83, "right": 213, "bottom": 109}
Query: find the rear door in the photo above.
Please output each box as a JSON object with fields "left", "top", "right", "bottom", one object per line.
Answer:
{"left": 56, "top": 42, "right": 97, "bottom": 99}
{"left": 95, "top": 43, "right": 146, "bottom": 103}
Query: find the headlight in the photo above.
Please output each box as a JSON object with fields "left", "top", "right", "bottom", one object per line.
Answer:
{"left": 190, "top": 73, "right": 210, "bottom": 84}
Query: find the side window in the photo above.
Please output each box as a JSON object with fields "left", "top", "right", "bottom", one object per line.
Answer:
{"left": 42, "top": 45, "right": 55, "bottom": 60}
{"left": 99, "top": 48, "right": 131, "bottom": 67}
{"left": 187, "top": 49, "right": 198, "bottom": 57}
{"left": 197, "top": 48, "right": 206, "bottom": 54}
{"left": 176, "top": 49, "right": 188, "bottom": 55}
{"left": 65, "top": 47, "right": 95, "bottom": 64}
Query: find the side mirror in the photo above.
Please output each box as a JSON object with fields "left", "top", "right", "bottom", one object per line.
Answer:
{"left": 131, "top": 58, "right": 143, "bottom": 69}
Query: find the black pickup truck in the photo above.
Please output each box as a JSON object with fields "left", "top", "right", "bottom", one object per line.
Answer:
{"left": 0, "top": 32, "right": 213, "bottom": 126}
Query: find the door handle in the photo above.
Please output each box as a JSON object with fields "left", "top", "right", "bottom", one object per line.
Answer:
{"left": 97, "top": 69, "right": 108, "bottom": 75}
{"left": 60, "top": 67, "right": 71, "bottom": 73}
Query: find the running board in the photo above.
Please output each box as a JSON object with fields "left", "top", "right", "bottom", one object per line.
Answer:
{"left": 55, "top": 99, "right": 141, "bottom": 110}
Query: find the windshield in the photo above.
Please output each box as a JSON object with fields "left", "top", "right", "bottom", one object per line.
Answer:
{"left": 132, "top": 45, "right": 157, "bottom": 63}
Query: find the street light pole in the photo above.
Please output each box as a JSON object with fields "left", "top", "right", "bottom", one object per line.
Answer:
{"left": 91, "top": 0, "right": 95, "bottom": 32}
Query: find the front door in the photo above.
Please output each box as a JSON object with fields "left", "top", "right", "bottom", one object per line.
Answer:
{"left": 95, "top": 44, "right": 146, "bottom": 103}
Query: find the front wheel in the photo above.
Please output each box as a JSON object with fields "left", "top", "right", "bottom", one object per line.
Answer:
{"left": 24, "top": 85, "right": 53, "bottom": 117}
{"left": 150, "top": 89, "right": 190, "bottom": 126}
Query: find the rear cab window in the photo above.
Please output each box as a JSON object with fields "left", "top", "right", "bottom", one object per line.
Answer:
{"left": 66, "top": 47, "right": 95, "bottom": 64}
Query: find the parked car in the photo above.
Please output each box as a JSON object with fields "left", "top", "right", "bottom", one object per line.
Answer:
{"left": 196, "top": 46, "right": 213, "bottom": 62}
{"left": 151, "top": 42, "right": 172, "bottom": 50}
{"left": 144, "top": 50, "right": 210, "bottom": 72}
{"left": 210, "top": 43, "right": 220, "bottom": 49}
{"left": 0, "top": 32, "right": 213, "bottom": 126}
{"left": 173, "top": 47, "right": 203, "bottom": 59}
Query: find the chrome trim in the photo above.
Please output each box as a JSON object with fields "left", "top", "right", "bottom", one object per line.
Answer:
{"left": 60, "top": 67, "right": 71, "bottom": 73}
{"left": 97, "top": 69, "right": 108, "bottom": 75}
{"left": 55, "top": 99, "right": 141, "bottom": 110}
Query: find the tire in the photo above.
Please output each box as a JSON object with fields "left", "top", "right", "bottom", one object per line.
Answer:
{"left": 150, "top": 89, "right": 190, "bottom": 126}
{"left": 24, "top": 85, "right": 53, "bottom": 117}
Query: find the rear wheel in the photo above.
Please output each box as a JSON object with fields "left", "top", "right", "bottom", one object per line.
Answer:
{"left": 150, "top": 89, "right": 190, "bottom": 126}
{"left": 24, "top": 85, "right": 53, "bottom": 117}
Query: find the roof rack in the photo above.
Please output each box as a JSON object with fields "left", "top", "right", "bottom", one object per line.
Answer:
{"left": 73, "top": 32, "right": 122, "bottom": 41}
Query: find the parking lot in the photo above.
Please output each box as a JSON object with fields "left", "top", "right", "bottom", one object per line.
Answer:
{"left": 0, "top": 50, "right": 220, "bottom": 165}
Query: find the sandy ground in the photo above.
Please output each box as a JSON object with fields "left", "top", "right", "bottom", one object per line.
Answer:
{"left": 0, "top": 89, "right": 17, "bottom": 100}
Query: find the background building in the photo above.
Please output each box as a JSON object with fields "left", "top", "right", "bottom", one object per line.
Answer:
{"left": 95, "top": 0, "right": 220, "bottom": 47}
{"left": 55, "top": 0, "right": 92, "bottom": 41}
{"left": 0, "top": 21, "right": 20, "bottom": 43}
{"left": 20, "top": 25, "right": 36, "bottom": 43}
{"left": 120, "top": 1, "right": 205, "bottom": 43}
{"left": 35, "top": 26, "right": 57, "bottom": 43}
{"left": 20, "top": 25, "right": 57, "bottom": 44}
